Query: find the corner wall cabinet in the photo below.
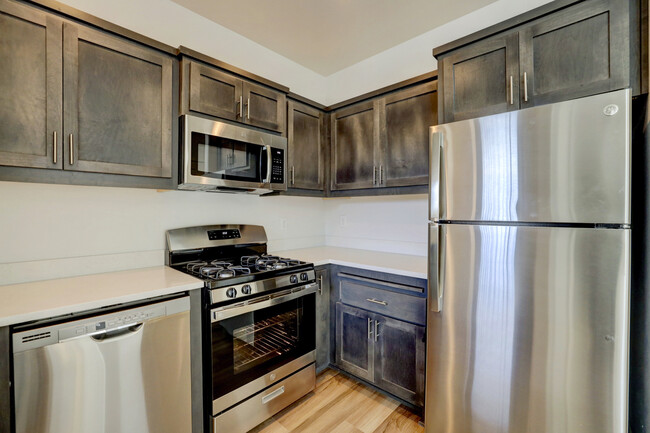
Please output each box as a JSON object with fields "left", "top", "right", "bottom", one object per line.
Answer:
{"left": 0, "top": 0, "right": 174, "bottom": 180}
{"left": 287, "top": 100, "right": 326, "bottom": 191}
{"left": 437, "top": 0, "right": 634, "bottom": 123}
{"left": 332, "top": 267, "right": 427, "bottom": 407}
{"left": 331, "top": 81, "right": 437, "bottom": 191}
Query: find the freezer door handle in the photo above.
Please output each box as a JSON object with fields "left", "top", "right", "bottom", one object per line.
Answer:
{"left": 429, "top": 130, "right": 442, "bottom": 222}
{"left": 429, "top": 223, "right": 443, "bottom": 313}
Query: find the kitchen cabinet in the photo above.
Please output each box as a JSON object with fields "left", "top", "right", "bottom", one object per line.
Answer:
{"left": 287, "top": 100, "right": 325, "bottom": 191}
{"left": 437, "top": 0, "right": 633, "bottom": 123}
{"left": 185, "top": 59, "right": 286, "bottom": 134}
{"left": 332, "top": 267, "right": 427, "bottom": 407}
{"left": 331, "top": 81, "right": 437, "bottom": 191}
{"left": 315, "top": 266, "right": 331, "bottom": 372}
{"left": 0, "top": 0, "right": 174, "bottom": 183}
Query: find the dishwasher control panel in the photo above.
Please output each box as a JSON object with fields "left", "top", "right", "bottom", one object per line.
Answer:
{"left": 12, "top": 296, "right": 190, "bottom": 353}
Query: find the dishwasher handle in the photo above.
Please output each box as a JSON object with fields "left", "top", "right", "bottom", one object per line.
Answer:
{"left": 90, "top": 323, "right": 143, "bottom": 342}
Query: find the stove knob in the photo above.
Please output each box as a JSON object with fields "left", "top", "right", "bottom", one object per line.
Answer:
{"left": 300, "top": 273, "right": 308, "bottom": 281}
{"left": 241, "top": 285, "right": 252, "bottom": 295}
{"left": 226, "top": 287, "right": 237, "bottom": 298}
{"left": 290, "top": 275, "right": 298, "bottom": 284}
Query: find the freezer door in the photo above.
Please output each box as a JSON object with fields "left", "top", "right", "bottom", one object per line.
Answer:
{"left": 425, "top": 224, "right": 629, "bottom": 433}
{"left": 433, "top": 89, "right": 631, "bottom": 225}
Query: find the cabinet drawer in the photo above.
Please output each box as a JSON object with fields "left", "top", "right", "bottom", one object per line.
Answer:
{"left": 339, "top": 274, "right": 425, "bottom": 326}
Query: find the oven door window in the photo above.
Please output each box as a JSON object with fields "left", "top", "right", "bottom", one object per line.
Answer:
{"left": 211, "top": 293, "right": 315, "bottom": 400}
{"left": 191, "top": 132, "right": 266, "bottom": 183}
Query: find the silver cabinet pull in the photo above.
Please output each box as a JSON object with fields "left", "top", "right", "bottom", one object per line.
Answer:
{"left": 374, "top": 320, "right": 380, "bottom": 342}
{"left": 367, "top": 317, "right": 373, "bottom": 340}
{"left": 261, "top": 385, "right": 285, "bottom": 404}
{"left": 237, "top": 96, "right": 243, "bottom": 118}
{"left": 523, "top": 72, "right": 529, "bottom": 102}
{"left": 509, "top": 75, "right": 514, "bottom": 105}
{"left": 291, "top": 166, "right": 295, "bottom": 185}
{"left": 366, "top": 298, "right": 388, "bottom": 306}
{"left": 52, "top": 131, "right": 57, "bottom": 164}
{"left": 246, "top": 97, "right": 250, "bottom": 120}
{"left": 318, "top": 275, "right": 323, "bottom": 295}
{"left": 379, "top": 165, "right": 384, "bottom": 185}
{"left": 69, "top": 133, "right": 74, "bottom": 165}
{"left": 373, "top": 166, "right": 377, "bottom": 185}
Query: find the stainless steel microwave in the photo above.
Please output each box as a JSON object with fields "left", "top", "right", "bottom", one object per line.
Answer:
{"left": 179, "top": 115, "right": 287, "bottom": 194}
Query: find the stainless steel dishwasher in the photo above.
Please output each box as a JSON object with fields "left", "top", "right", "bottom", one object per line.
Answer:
{"left": 12, "top": 296, "right": 192, "bottom": 433}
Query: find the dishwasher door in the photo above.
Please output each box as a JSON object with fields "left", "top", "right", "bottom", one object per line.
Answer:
{"left": 12, "top": 296, "right": 191, "bottom": 433}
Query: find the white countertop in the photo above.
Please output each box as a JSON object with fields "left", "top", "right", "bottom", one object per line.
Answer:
{"left": 0, "top": 266, "right": 203, "bottom": 327}
{"left": 270, "top": 246, "right": 427, "bottom": 279}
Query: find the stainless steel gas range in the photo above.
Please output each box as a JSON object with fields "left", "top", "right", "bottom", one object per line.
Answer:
{"left": 166, "top": 224, "right": 316, "bottom": 433}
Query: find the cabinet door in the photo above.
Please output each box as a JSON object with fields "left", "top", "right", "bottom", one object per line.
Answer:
{"left": 331, "top": 101, "right": 378, "bottom": 190}
{"left": 518, "top": 0, "right": 629, "bottom": 108}
{"left": 315, "top": 268, "right": 331, "bottom": 372}
{"left": 63, "top": 23, "right": 173, "bottom": 177}
{"left": 440, "top": 33, "right": 519, "bottom": 123}
{"left": 335, "top": 302, "right": 374, "bottom": 381}
{"left": 0, "top": 0, "right": 62, "bottom": 169}
{"left": 287, "top": 101, "right": 323, "bottom": 190}
{"left": 374, "top": 315, "right": 425, "bottom": 407}
{"left": 379, "top": 81, "right": 437, "bottom": 187}
{"left": 243, "top": 81, "right": 286, "bottom": 133}
{"left": 189, "top": 61, "right": 243, "bottom": 121}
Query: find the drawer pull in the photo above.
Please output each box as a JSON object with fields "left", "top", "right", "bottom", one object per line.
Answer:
{"left": 261, "top": 385, "right": 285, "bottom": 404}
{"left": 366, "top": 298, "right": 388, "bottom": 306}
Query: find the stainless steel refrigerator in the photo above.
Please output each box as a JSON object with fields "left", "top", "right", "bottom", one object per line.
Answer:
{"left": 426, "top": 89, "right": 631, "bottom": 433}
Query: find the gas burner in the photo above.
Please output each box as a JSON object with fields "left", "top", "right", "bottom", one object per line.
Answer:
{"left": 186, "top": 261, "right": 208, "bottom": 272}
{"left": 200, "top": 265, "right": 224, "bottom": 277}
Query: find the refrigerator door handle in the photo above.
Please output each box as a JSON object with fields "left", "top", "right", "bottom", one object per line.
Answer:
{"left": 429, "top": 223, "right": 443, "bottom": 313}
{"left": 429, "top": 129, "right": 442, "bottom": 222}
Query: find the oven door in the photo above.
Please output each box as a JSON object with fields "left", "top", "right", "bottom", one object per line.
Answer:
{"left": 181, "top": 115, "right": 287, "bottom": 193}
{"left": 210, "top": 283, "right": 316, "bottom": 415}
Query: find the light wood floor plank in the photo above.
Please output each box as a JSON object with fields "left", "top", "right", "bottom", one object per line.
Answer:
{"left": 249, "top": 369, "right": 424, "bottom": 433}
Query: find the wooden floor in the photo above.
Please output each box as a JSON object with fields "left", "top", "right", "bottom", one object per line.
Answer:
{"left": 249, "top": 369, "right": 425, "bottom": 433}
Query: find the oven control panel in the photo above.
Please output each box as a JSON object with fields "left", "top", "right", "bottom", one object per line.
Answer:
{"left": 211, "top": 269, "right": 316, "bottom": 304}
{"left": 270, "top": 148, "right": 284, "bottom": 184}
{"left": 208, "top": 229, "right": 241, "bottom": 240}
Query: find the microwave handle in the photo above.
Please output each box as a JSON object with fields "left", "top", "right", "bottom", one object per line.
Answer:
{"left": 264, "top": 145, "right": 272, "bottom": 184}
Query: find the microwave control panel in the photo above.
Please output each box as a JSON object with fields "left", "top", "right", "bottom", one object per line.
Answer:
{"left": 270, "top": 148, "right": 285, "bottom": 184}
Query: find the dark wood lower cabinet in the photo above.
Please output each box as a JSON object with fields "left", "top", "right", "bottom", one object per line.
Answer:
{"left": 315, "top": 267, "right": 331, "bottom": 372}
{"left": 335, "top": 301, "right": 425, "bottom": 406}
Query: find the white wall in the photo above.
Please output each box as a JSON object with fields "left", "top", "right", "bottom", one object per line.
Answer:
{"left": 323, "top": 0, "right": 554, "bottom": 104}
{"left": 324, "top": 195, "right": 429, "bottom": 256}
{"left": 0, "top": 181, "right": 325, "bottom": 285}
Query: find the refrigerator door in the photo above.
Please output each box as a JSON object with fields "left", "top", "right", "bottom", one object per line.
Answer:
{"left": 425, "top": 224, "right": 629, "bottom": 433}
{"left": 432, "top": 89, "right": 631, "bottom": 225}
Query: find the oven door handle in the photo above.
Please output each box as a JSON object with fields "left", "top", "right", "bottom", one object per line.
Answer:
{"left": 211, "top": 282, "right": 318, "bottom": 322}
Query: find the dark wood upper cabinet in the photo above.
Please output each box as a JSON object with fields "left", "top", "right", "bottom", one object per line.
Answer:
{"left": 0, "top": 0, "right": 62, "bottom": 170}
{"left": 189, "top": 62, "right": 242, "bottom": 122}
{"left": 63, "top": 23, "right": 173, "bottom": 178}
{"left": 437, "top": 0, "right": 633, "bottom": 123}
{"left": 379, "top": 81, "right": 438, "bottom": 187}
{"left": 441, "top": 34, "right": 519, "bottom": 123}
{"left": 184, "top": 59, "right": 286, "bottom": 134}
{"left": 287, "top": 100, "right": 324, "bottom": 190}
{"left": 244, "top": 81, "right": 286, "bottom": 134}
{"left": 331, "top": 100, "right": 378, "bottom": 191}
{"left": 518, "top": 0, "right": 629, "bottom": 108}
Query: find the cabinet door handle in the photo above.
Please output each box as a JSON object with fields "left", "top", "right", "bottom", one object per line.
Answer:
{"left": 237, "top": 96, "right": 243, "bottom": 118}
{"left": 291, "top": 166, "right": 295, "bottom": 185}
{"left": 367, "top": 317, "right": 373, "bottom": 340}
{"left": 318, "top": 275, "right": 323, "bottom": 295}
{"left": 246, "top": 97, "right": 250, "bottom": 120}
{"left": 523, "top": 72, "right": 529, "bottom": 102}
{"left": 373, "top": 166, "right": 377, "bottom": 185}
{"left": 379, "top": 165, "right": 384, "bottom": 185}
{"left": 509, "top": 75, "right": 514, "bottom": 105}
{"left": 366, "top": 298, "right": 388, "bottom": 306}
{"left": 69, "top": 133, "right": 74, "bottom": 165}
{"left": 52, "top": 131, "right": 57, "bottom": 164}
{"left": 374, "top": 320, "right": 380, "bottom": 342}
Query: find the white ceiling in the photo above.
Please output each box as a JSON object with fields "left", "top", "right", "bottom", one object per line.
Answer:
{"left": 171, "top": 0, "right": 497, "bottom": 76}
